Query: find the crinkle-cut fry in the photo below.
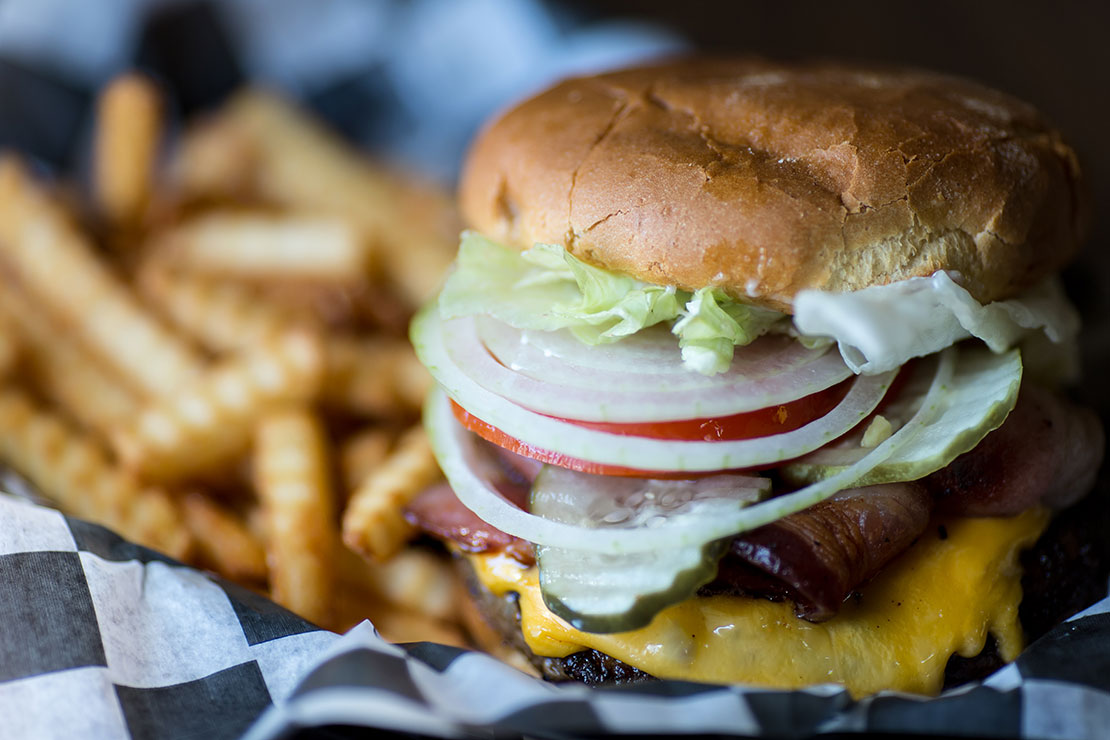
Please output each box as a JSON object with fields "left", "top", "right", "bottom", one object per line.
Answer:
{"left": 223, "top": 91, "right": 459, "bottom": 306}
{"left": 0, "top": 157, "right": 204, "bottom": 398}
{"left": 0, "top": 315, "right": 18, "bottom": 379}
{"left": 224, "top": 91, "right": 396, "bottom": 222}
{"left": 0, "top": 280, "right": 139, "bottom": 434}
{"left": 254, "top": 408, "right": 335, "bottom": 626}
{"left": 368, "top": 607, "right": 467, "bottom": 648}
{"left": 334, "top": 543, "right": 457, "bottom": 620}
{"left": 139, "top": 263, "right": 315, "bottom": 353}
{"left": 0, "top": 385, "right": 190, "bottom": 558}
{"left": 93, "top": 73, "right": 163, "bottom": 226}
{"left": 112, "top": 329, "right": 325, "bottom": 482}
{"left": 164, "top": 211, "right": 370, "bottom": 282}
{"left": 323, "top": 336, "right": 431, "bottom": 417}
{"left": 362, "top": 548, "right": 458, "bottom": 622}
{"left": 340, "top": 427, "right": 396, "bottom": 493}
{"left": 182, "top": 493, "right": 268, "bottom": 583}
{"left": 341, "top": 425, "right": 440, "bottom": 561}
{"left": 169, "top": 115, "right": 258, "bottom": 201}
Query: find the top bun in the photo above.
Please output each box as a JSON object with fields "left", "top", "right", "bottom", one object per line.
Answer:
{"left": 459, "top": 58, "right": 1085, "bottom": 311}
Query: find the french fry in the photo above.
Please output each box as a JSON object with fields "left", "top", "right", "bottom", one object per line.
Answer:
{"left": 112, "top": 329, "right": 325, "bottom": 481}
{"left": 362, "top": 548, "right": 458, "bottom": 622}
{"left": 0, "top": 157, "right": 205, "bottom": 398}
{"left": 341, "top": 425, "right": 440, "bottom": 561}
{"left": 169, "top": 115, "right": 258, "bottom": 201}
{"left": 223, "top": 91, "right": 459, "bottom": 306}
{"left": 0, "top": 315, "right": 18, "bottom": 379}
{"left": 323, "top": 336, "right": 431, "bottom": 417}
{"left": 0, "top": 280, "right": 139, "bottom": 435}
{"left": 334, "top": 542, "right": 457, "bottom": 621}
{"left": 370, "top": 608, "right": 467, "bottom": 648}
{"left": 93, "top": 73, "right": 163, "bottom": 226}
{"left": 139, "top": 264, "right": 314, "bottom": 353}
{"left": 163, "top": 211, "right": 370, "bottom": 282}
{"left": 181, "top": 493, "right": 268, "bottom": 583}
{"left": 0, "top": 385, "right": 190, "bottom": 558}
{"left": 0, "top": 88, "right": 476, "bottom": 648}
{"left": 340, "top": 427, "right": 396, "bottom": 493}
{"left": 253, "top": 408, "right": 335, "bottom": 626}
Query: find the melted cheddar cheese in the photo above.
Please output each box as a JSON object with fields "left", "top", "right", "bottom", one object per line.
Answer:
{"left": 468, "top": 508, "right": 1049, "bottom": 697}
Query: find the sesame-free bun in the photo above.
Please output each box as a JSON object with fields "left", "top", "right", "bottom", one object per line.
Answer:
{"left": 459, "top": 59, "right": 1085, "bottom": 311}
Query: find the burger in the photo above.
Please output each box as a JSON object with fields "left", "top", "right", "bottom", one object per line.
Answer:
{"left": 406, "top": 58, "right": 1107, "bottom": 697}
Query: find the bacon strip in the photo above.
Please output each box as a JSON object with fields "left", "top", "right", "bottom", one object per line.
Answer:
{"left": 708, "top": 482, "right": 933, "bottom": 621}
{"left": 404, "top": 440, "right": 537, "bottom": 564}
{"left": 924, "top": 386, "right": 1104, "bottom": 515}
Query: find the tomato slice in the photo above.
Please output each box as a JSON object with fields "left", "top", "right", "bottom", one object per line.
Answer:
{"left": 562, "top": 379, "right": 852, "bottom": 440}
{"left": 450, "top": 378, "right": 853, "bottom": 477}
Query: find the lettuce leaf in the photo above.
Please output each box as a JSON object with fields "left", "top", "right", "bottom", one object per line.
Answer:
{"left": 673, "top": 288, "right": 787, "bottom": 375}
{"left": 439, "top": 232, "right": 783, "bottom": 374}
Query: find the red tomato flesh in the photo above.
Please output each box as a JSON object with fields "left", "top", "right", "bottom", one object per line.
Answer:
{"left": 450, "top": 378, "right": 853, "bottom": 477}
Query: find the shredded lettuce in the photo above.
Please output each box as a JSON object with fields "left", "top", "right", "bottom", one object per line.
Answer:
{"left": 673, "top": 288, "right": 786, "bottom": 374}
{"left": 439, "top": 235, "right": 1079, "bottom": 378}
{"left": 793, "top": 271, "right": 1079, "bottom": 375}
{"left": 439, "top": 232, "right": 783, "bottom": 374}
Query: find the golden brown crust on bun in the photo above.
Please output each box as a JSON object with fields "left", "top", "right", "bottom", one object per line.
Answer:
{"left": 459, "top": 58, "right": 1085, "bottom": 311}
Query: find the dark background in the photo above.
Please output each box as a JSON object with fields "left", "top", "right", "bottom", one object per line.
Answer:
{"left": 1, "top": 0, "right": 1107, "bottom": 412}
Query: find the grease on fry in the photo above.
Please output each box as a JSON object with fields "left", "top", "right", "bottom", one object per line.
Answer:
{"left": 112, "top": 330, "right": 325, "bottom": 481}
{"left": 254, "top": 408, "right": 335, "bottom": 625}
{"left": 342, "top": 425, "right": 440, "bottom": 561}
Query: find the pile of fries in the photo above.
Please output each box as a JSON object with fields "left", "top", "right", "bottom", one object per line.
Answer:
{"left": 0, "top": 73, "right": 474, "bottom": 645}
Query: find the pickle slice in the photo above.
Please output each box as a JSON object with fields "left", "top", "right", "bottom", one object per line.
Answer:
{"left": 782, "top": 346, "right": 1022, "bottom": 486}
{"left": 532, "top": 466, "right": 768, "bottom": 633}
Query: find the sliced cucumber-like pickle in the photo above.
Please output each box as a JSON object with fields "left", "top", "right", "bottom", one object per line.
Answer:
{"left": 532, "top": 465, "right": 768, "bottom": 633}
{"left": 781, "top": 346, "right": 1022, "bottom": 486}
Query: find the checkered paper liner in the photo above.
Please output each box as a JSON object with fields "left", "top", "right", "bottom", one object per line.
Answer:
{"left": 3, "top": 492, "right": 1110, "bottom": 740}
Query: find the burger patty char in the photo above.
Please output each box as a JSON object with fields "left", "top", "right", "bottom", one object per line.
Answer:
{"left": 461, "top": 485, "right": 1110, "bottom": 688}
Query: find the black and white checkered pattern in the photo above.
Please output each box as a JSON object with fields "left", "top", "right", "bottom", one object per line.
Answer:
{"left": 10, "top": 486, "right": 1110, "bottom": 740}
{"left": 0, "top": 495, "right": 336, "bottom": 740}
{"left": 246, "top": 599, "right": 1110, "bottom": 740}
{"left": 3, "top": 2, "right": 1110, "bottom": 738}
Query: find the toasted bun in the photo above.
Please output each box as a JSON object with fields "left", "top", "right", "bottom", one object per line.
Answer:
{"left": 460, "top": 59, "right": 1085, "bottom": 311}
